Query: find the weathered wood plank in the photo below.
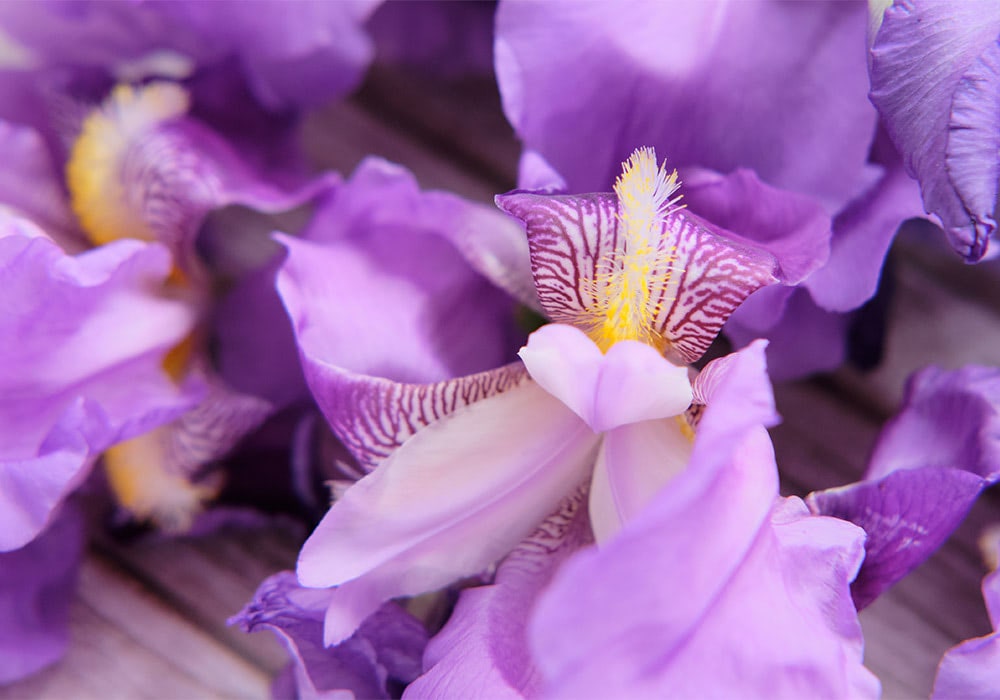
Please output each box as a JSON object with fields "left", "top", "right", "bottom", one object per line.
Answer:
{"left": 0, "top": 554, "right": 271, "bottom": 700}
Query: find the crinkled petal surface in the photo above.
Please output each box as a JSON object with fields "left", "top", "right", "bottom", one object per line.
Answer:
{"left": 0, "top": 506, "right": 83, "bottom": 684}
{"left": 867, "top": 365, "right": 1000, "bottom": 482}
{"left": 297, "top": 369, "right": 600, "bottom": 645}
{"left": 233, "top": 571, "right": 427, "bottom": 700}
{"left": 496, "top": 190, "right": 778, "bottom": 364}
{"left": 932, "top": 540, "right": 1000, "bottom": 699}
{"left": 870, "top": 0, "right": 1000, "bottom": 260}
{"left": 0, "top": 234, "right": 197, "bottom": 549}
{"left": 807, "top": 467, "right": 986, "bottom": 609}
{"left": 407, "top": 491, "right": 592, "bottom": 699}
{"left": 496, "top": 0, "right": 875, "bottom": 211}
{"left": 279, "top": 158, "right": 518, "bottom": 389}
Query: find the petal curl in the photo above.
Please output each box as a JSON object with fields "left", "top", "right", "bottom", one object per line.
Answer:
{"left": 869, "top": 0, "right": 1000, "bottom": 260}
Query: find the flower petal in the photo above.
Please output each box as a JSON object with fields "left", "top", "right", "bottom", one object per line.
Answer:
{"left": 278, "top": 158, "right": 520, "bottom": 392}
{"left": 867, "top": 365, "right": 1000, "bottom": 482}
{"left": 807, "top": 467, "right": 986, "bottom": 610}
{"left": 297, "top": 380, "right": 600, "bottom": 644}
{"left": 496, "top": 191, "right": 778, "bottom": 363}
{"left": 232, "top": 571, "right": 426, "bottom": 700}
{"left": 0, "top": 234, "right": 197, "bottom": 549}
{"left": 869, "top": 0, "right": 1000, "bottom": 260}
{"left": 496, "top": 0, "right": 875, "bottom": 210}
{"left": 409, "top": 491, "right": 592, "bottom": 699}
{"left": 0, "top": 506, "right": 83, "bottom": 684}
{"left": 518, "top": 324, "right": 692, "bottom": 434}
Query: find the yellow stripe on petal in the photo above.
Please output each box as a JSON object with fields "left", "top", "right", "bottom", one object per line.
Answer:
{"left": 104, "top": 429, "right": 219, "bottom": 533}
{"left": 582, "top": 147, "right": 685, "bottom": 352}
{"left": 66, "top": 81, "right": 190, "bottom": 247}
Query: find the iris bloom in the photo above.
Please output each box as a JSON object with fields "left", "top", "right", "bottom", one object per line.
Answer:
{"left": 294, "top": 147, "right": 799, "bottom": 646}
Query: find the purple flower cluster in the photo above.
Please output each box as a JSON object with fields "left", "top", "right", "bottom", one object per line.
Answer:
{"left": 2, "top": 1, "right": 999, "bottom": 698}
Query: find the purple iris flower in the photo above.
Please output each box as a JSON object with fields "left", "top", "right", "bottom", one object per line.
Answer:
{"left": 869, "top": 0, "right": 1000, "bottom": 261}
{"left": 285, "top": 149, "right": 826, "bottom": 664}
{"left": 494, "top": 0, "right": 925, "bottom": 377}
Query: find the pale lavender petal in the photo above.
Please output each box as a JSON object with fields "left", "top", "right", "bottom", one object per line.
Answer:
{"left": 589, "top": 418, "right": 692, "bottom": 544}
{"left": 278, "top": 158, "right": 519, "bottom": 388}
{"left": 233, "top": 571, "right": 426, "bottom": 700}
{"left": 807, "top": 467, "right": 986, "bottom": 609}
{"left": 867, "top": 365, "right": 1000, "bottom": 482}
{"left": 932, "top": 541, "right": 1000, "bottom": 699}
{"left": 870, "top": 0, "right": 1000, "bottom": 260}
{"left": 0, "top": 234, "right": 196, "bottom": 549}
{"left": 530, "top": 341, "right": 781, "bottom": 688}
{"left": 518, "top": 324, "right": 692, "bottom": 434}
{"left": 307, "top": 362, "right": 527, "bottom": 474}
{"left": 496, "top": 1, "right": 875, "bottom": 211}
{"left": 297, "top": 379, "right": 600, "bottom": 645}
{"left": 0, "top": 506, "right": 83, "bottom": 683}
{"left": 496, "top": 191, "right": 778, "bottom": 363}
{"left": 408, "top": 491, "right": 591, "bottom": 699}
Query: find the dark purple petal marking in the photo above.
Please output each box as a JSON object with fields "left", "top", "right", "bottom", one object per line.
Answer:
{"left": 497, "top": 191, "right": 777, "bottom": 363}
{"left": 320, "top": 363, "right": 529, "bottom": 473}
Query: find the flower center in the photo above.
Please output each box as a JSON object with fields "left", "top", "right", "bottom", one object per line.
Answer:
{"left": 582, "top": 147, "right": 685, "bottom": 352}
{"left": 66, "top": 81, "right": 190, "bottom": 246}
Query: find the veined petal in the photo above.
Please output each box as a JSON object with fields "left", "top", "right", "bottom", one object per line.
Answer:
{"left": 870, "top": 0, "right": 1000, "bottom": 261}
{"left": 297, "top": 380, "right": 600, "bottom": 644}
{"left": 807, "top": 467, "right": 986, "bottom": 610}
{"left": 518, "top": 323, "right": 692, "bottom": 434}
{"left": 589, "top": 418, "right": 692, "bottom": 544}
{"left": 496, "top": 187, "right": 777, "bottom": 363}
{"left": 304, "top": 362, "right": 528, "bottom": 474}
{"left": 409, "top": 491, "right": 591, "bottom": 699}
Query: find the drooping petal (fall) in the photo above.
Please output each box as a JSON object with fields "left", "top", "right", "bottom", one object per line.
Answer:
{"left": 233, "top": 571, "right": 427, "bottom": 700}
{"left": 869, "top": 0, "right": 1000, "bottom": 261}
{"left": 297, "top": 372, "right": 600, "bottom": 645}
